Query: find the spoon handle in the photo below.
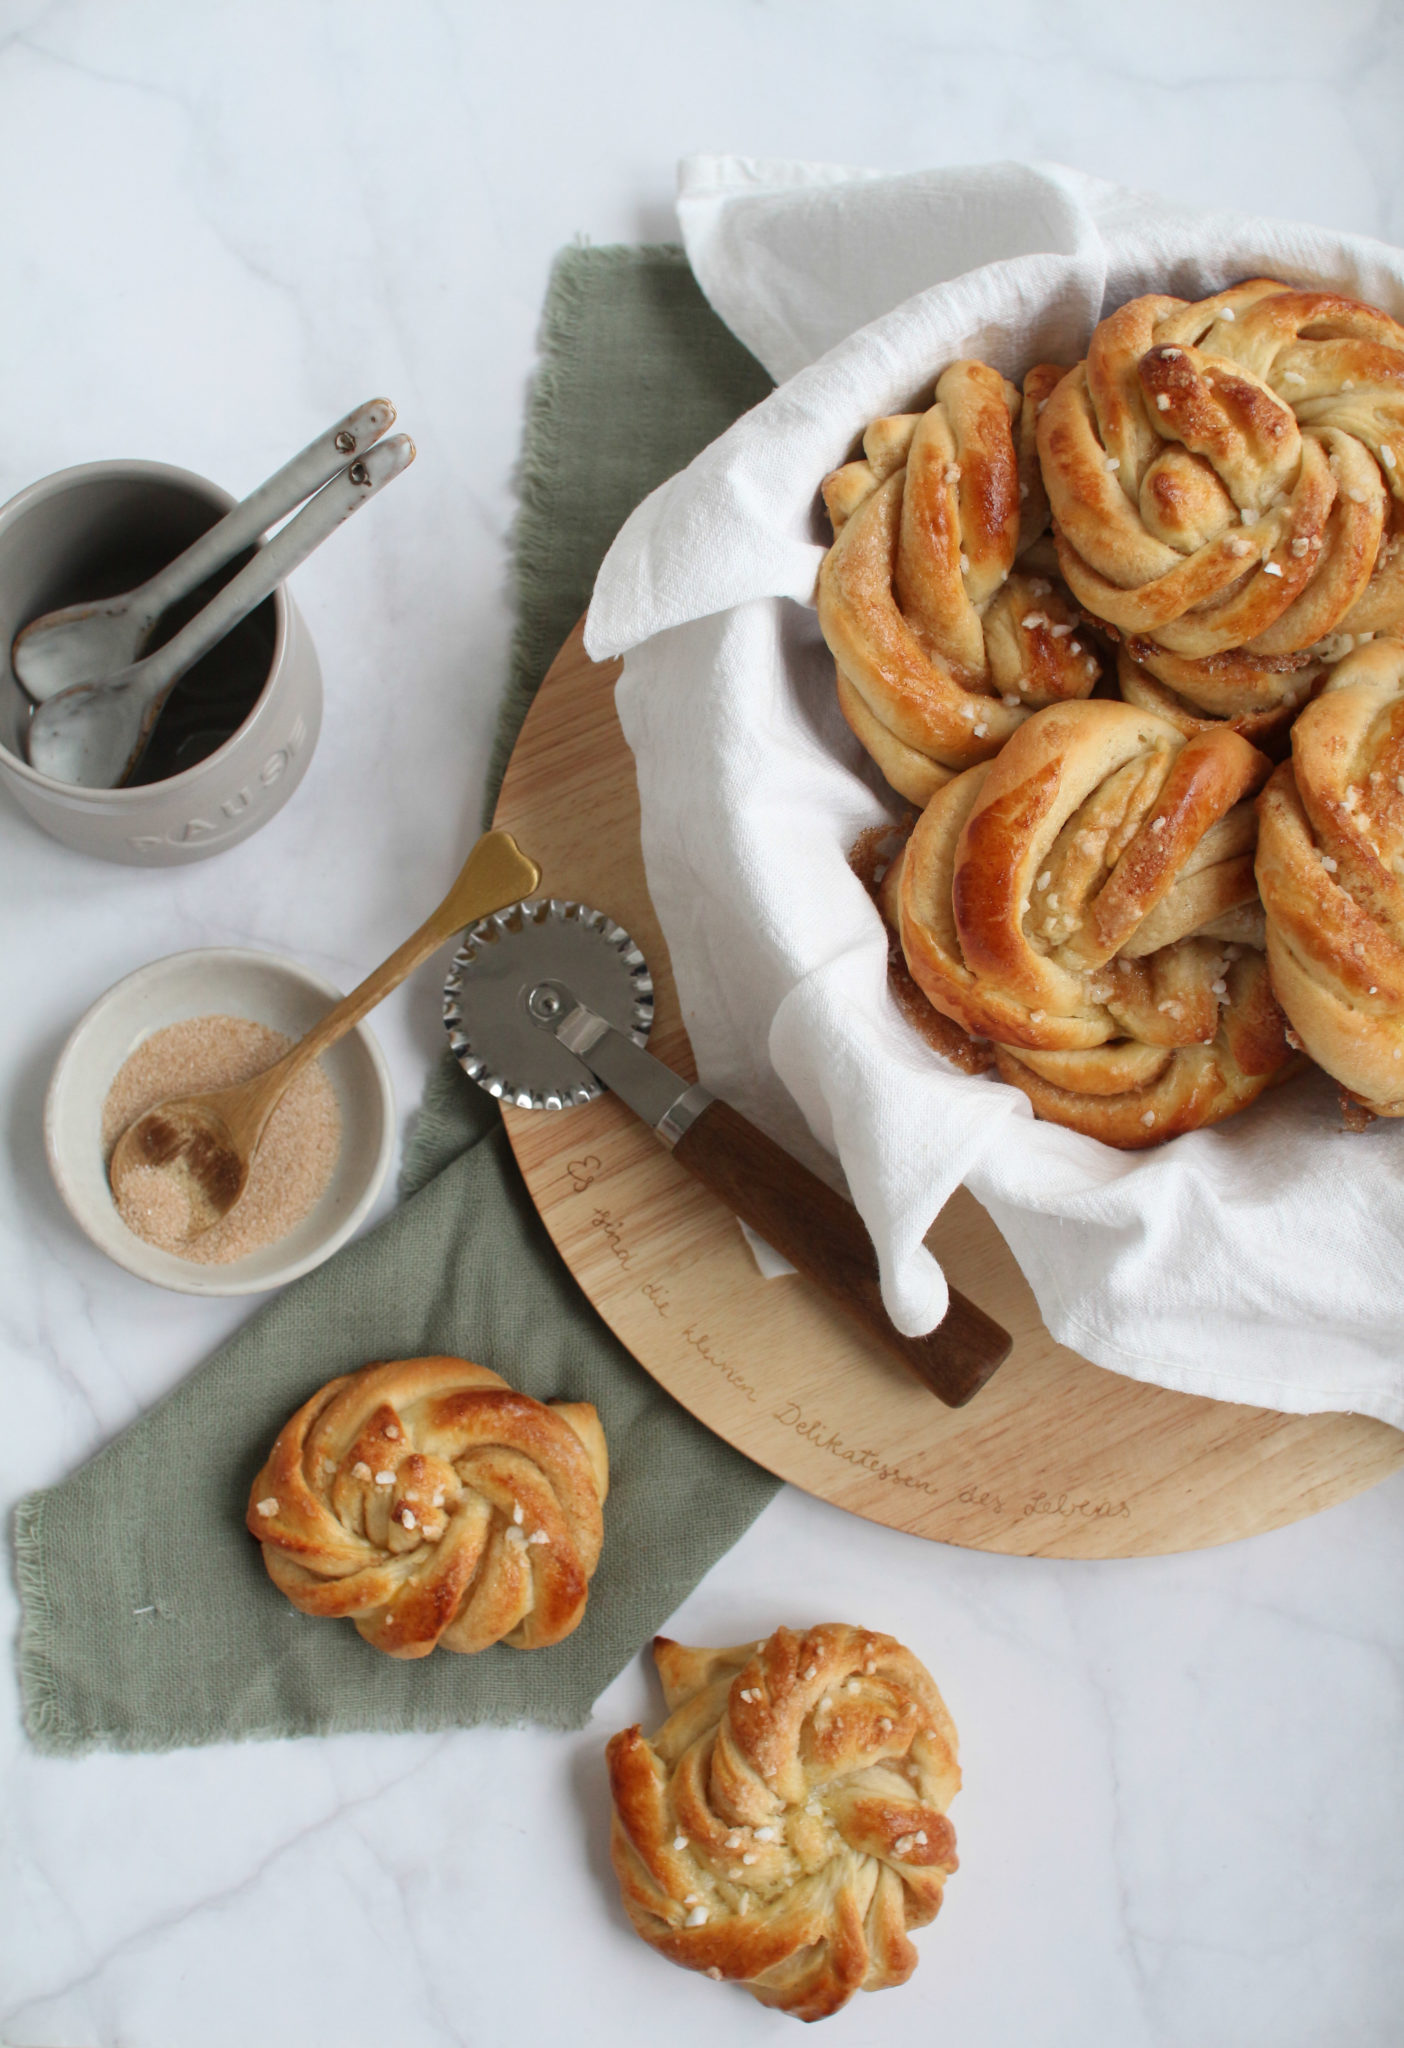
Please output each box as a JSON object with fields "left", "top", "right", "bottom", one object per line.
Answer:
{"left": 222, "top": 832, "right": 543, "bottom": 1156}
{"left": 131, "top": 398, "right": 396, "bottom": 623}
{"left": 117, "top": 433, "right": 415, "bottom": 779}
{"left": 25, "top": 434, "right": 416, "bottom": 788}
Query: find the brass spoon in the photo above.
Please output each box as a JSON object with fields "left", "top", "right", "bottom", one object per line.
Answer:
{"left": 109, "top": 829, "right": 541, "bottom": 1243}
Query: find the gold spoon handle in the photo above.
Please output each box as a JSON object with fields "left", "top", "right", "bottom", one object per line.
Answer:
{"left": 224, "top": 829, "right": 540, "bottom": 1155}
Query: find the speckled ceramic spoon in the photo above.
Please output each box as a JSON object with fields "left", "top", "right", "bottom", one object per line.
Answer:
{"left": 26, "top": 432, "right": 415, "bottom": 789}
{"left": 14, "top": 397, "right": 396, "bottom": 702}
{"left": 108, "top": 830, "right": 542, "bottom": 1242}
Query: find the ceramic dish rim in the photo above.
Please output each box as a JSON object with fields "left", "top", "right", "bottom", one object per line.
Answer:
{"left": 43, "top": 944, "right": 395, "bottom": 1296}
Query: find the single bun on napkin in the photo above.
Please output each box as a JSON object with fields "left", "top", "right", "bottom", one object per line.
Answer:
{"left": 606, "top": 1624, "right": 959, "bottom": 2023}
{"left": 246, "top": 1356, "right": 608, "bottom": 1658}
{"left": 1039, "top": 281, "right": 1404, "bottom": 739}
{"left": 1257, "top": 635, "right": 1404, "bottom": 1118}
{"left": 885, "top": 698, "right": 1299, "bottom": 1146}
{"left": 817, "top": 360, "right": 1103, "bottom": 805}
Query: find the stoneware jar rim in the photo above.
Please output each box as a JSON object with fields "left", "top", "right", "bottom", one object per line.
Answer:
{"left": 0, "top": 456, "right": 290, "bottom": 801}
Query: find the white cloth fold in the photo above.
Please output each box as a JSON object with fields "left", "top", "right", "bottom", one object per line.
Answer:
{"left": 585, "top": 156, "right": 1404, "bottom": 1429}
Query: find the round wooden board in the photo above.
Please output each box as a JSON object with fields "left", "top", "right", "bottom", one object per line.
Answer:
{"left": 490, "top": 623, "right": 1404, "bottom": 1557}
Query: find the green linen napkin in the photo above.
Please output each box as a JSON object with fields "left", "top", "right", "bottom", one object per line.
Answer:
{"left": 14, "top": 245, "right": 777, "bottom": 1754}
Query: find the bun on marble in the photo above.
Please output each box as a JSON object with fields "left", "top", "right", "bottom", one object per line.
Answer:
{"left": 1256, "top": 635, "right": 1404, "bottom": 1119}
{"left": 817, "top": 359, "right": 1102, "bottom": 806}
{"left": 606, "top": 1624, "right": 959, "bottom": 2022}
{"left": 246, "top": 1355, "right": 608, "bottom": 1657}
{"left": 881, "top": 697, "right": 1299, "bottom": 1146}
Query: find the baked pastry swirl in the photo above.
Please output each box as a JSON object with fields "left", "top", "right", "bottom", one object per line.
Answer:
{"left": 247, "top": 1356, "right": 608, "bottom": 1657}
{"left": 1113, "top": 639, "right": 1325, "bottom": 749}
{"left": 1038, "top": 282, "right": 1404, "bottom": 736}
{"left": 885, "top": 698, "right": 1298, "bottom": 1145}
{"left": 1256, "top": 635, "right": 1404, "bottom": 1115}
{"left": 817, "top": 360, "right": 1102, "bottom": 805}
{"left": 607, "top": 1626, "right": 959, "bottom": 2022}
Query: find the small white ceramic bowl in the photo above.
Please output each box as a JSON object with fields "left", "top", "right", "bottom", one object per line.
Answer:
{"left": 44, "top": 947, "right": 395, "bottom": 1296}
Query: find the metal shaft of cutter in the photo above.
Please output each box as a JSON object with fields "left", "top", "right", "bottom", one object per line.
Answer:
{"left": 531, "top": 984, "right": 713, "bottom": 1148}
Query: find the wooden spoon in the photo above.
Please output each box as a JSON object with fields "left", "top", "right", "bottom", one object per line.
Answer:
{"left": 109, "top": 829, "right": 541, "bottom": 1243}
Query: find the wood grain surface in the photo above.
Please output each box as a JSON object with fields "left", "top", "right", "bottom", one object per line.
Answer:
{"left": 488, "top": 621, "right": 1404, "bottom": 1557}
{"left": 671, "top": 1097, "right": 1012, "bottom": 1408}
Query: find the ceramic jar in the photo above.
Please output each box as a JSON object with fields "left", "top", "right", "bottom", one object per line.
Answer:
{"left": 0, "top": 459, "right": 322, "bottom": 863}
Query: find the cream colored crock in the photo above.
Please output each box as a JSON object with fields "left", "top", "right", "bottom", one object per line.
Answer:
{"left": 0, "top": 460, "right": 321, "bottom": 863}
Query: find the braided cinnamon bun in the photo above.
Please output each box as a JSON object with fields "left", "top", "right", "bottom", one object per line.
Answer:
{"left": 1113, "top": 640, "right": 1324, "bottom": 749}
{"left": 1256, "top": 635, "right": 1404, "bottom": 1116}
{"left": 1038, "top": 281, "right": 1404, "bottom": 737}
{"left": 885, "top": 698, "right": 1299, "bottom": 1145}
{"left": 607, "top": 1625, "right": 959, "bottom": 2021}
{"left": 247, "top": 1356, "right": 608, "bottom": 1657}
{"left": 818, "top": 360, "right": 1102, "bottom": 805}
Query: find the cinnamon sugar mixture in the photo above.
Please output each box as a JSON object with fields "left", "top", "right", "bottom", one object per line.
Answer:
{"left": 102, "top": 1014, "right": 341, "bottom": 1264}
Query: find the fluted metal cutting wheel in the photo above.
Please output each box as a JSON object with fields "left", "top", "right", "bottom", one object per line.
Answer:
{"left": 442, "top": 896, "right": 653, "bottom": 1110}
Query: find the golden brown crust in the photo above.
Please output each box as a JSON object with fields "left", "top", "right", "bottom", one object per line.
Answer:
{"left": 606, "top": 1625, "right": 959, "bottom": 2022}
{"left": 1115, "top": 641, "right": 1321, "bottom": 750}
{"left": 1255, "top": 636, "right": 1404, "bottom": 1114}
{"left": 883, "top": 699, "right": 1298, "bottom": 1144}
{"left": 848, "top": 821, "right": 995, "bottom": 1075}
{"left": 819, "top": 287, "right": 1404, "bottom": 1144}
{"left": 993, "top": 949, "right": 1299, "bottom": 1146}
{"left": 246, "top": 1356, "right": 608, "bottom": 1657}
{"left": 1038, "top": 283, "right": 1404, "bottom": 699}
{"left": 818, "top": 361, "right": 1099, "bottom": 804}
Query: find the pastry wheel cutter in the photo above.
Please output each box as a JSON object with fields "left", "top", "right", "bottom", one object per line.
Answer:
{"left": 443, "top": 896, "right": 1011, "bottom": 1407}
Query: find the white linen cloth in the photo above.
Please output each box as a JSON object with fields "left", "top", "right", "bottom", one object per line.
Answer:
{"left": 585, "top": 157, "right": 1404, "bottom": 1428}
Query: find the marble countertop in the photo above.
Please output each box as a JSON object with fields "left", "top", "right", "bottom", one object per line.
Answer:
{"left": 3, "top": 6, "right": 1402, "bottom": 2044}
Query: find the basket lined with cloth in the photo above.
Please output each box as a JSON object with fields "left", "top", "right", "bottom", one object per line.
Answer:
{"left": 584, "top": 157, "right": 1404, "bottom": 1429}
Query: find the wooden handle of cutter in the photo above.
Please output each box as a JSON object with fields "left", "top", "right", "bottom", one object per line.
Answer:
{"left": 671, "top": 1099, "right": 1011, "bottom": 1408}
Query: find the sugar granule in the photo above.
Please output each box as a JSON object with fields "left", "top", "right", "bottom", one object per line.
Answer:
{"left": 102, "top": 1014, "right": 341, "bottom": 1265}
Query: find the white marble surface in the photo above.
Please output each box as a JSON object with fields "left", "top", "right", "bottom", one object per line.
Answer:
{"left": 2, "top": 5, "right": 1402, "bottom": 2044}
